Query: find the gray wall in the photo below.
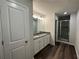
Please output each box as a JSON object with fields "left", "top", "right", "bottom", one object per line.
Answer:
{"left": 69, "top": 13, "right": 77, "bottom": 45}
{"left": 70, "top": 10, "right": 79, "bottom": 59}
{"left": 75, "top": 10, "right": 79, "bottom": 59}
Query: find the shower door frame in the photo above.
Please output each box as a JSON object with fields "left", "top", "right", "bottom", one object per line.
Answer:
{"left": 56, "top": 20, "right": 70, "bottom": 42}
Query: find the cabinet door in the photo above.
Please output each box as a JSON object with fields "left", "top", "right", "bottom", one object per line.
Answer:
{"left": 41, "top": 39, "right": 44, "bottom": 49}
{"left": 45, "top": 36, "right": 48, "bottom": 46}
{"left": 1, "top": 2, "right": 29, "bottom": 59}
{"left": 34, "top": 39, "right": 39, "bottom": 54}
{"left": 43, "top": 37, "right": 46, "bottom": 47}
{"left": 47, "top": 35, "right": 50, "bottom": 44}
{"left": 39, "top": 38, "right": 43, "bottom": 50}
{"left": 46, "top": 35, "right": 50, "bottom": 45}
{"left": 43, "top": 35, "right": 50, "bottom": 47}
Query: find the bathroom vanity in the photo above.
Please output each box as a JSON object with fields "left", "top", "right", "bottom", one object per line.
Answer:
{"left": 33, "top": 32, "right": 50, "bottom": 54}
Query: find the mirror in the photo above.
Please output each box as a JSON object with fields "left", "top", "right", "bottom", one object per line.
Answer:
{"left": 33, "top": 18, "right": 38, "bottom": 34}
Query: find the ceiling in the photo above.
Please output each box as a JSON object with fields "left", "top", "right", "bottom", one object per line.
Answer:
{"left": 33, "top": 0, "right": 79, "bottom": 17}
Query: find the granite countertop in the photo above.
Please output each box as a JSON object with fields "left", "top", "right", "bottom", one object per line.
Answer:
{"left": 33, "top": 32, "right": 50, "bottom": 40}
{"left": 33, "top": 32, "right": 50, "bottom": 36}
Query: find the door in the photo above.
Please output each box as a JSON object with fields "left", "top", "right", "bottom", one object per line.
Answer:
{"left": 1, "top": 1, "right": 29, "bottom": 59}
{"left": 58, "top": 20, "right": 70, "bottom": 42}
{"left": 60, "top": 20, "right": 69, "bottom": 41}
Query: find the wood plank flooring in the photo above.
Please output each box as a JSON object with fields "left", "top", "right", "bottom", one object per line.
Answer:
{"left": 34, "top": 42, "right": 77, "bottom": 59}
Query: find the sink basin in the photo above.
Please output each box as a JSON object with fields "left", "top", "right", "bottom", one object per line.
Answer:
{"left": 33, "top": 34, "right": 47, "bottom": 39}
{"left": 33, "top": 36, "right": 40, "bottom": 39}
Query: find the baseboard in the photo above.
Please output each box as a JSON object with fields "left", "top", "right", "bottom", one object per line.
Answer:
{"left": 75, "top": 46, "right": 79, "bottom": 59}
{"left": 56, "top": 40, "right": 74, "bottom": 46}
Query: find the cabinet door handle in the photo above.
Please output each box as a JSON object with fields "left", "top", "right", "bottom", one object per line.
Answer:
{"left": 25, "top": 41, "right": 28, "bottom": 43}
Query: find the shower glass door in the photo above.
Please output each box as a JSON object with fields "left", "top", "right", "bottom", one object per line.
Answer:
{"left": 58, "top": 20, "right": 69, "bottom": 42}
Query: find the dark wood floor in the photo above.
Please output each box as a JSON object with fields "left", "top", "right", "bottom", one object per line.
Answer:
{"left": 34, "top": 42, "right": 77, "bottom": 59}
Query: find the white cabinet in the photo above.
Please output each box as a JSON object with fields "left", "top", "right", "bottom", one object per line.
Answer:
{"left": 34, "top": 34, "right": 50, "bottom": 55}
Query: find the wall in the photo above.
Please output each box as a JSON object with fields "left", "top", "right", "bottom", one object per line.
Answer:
{"left": 49, "top": 14, "right": 55, "bottom": 45}
{"left": 69, "top": 13, "right": 77, "bottom": 45}
{"left": 75, "top": 10, "right": 79, "bottom": 59}
{"left": 7, "top": 0, "right": 34, "bottom": 59}
{"left": 40, "top": 14, "right": 55, "bottom": 45}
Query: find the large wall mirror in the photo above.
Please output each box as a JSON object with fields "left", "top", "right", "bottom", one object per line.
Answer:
{"left": 33, "top": 18, "right": 38, "bottom": 34}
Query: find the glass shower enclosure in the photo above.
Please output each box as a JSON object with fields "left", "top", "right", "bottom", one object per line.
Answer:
{"left": 55, "top": 15, "right": 70, "bottom": 42}
{"left": 58, "top": 20, "right": 70, "bottom": 42}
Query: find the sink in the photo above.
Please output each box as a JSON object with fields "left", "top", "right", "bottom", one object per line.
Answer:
{"left": 33, "top": 34, "right": 47, "bottom": 39}
{"left": 33, "top": 36, "right": 40, "bottom": 39}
